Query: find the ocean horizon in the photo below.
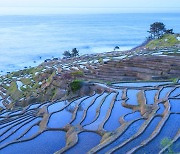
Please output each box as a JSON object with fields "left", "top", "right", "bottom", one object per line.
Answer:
{"left": 0, "top": 13, "right": 180, "bottom": 75}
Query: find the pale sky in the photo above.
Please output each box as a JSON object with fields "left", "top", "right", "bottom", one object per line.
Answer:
{"left": 0, "top": 0, "right": 179, "bottom": 14}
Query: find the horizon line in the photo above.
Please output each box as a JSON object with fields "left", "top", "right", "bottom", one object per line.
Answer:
{"left": 0, "top": 6, "right": 180, "bottom": 8}
{"left": 0, "top": 7, "right": 179, "bottom": 15}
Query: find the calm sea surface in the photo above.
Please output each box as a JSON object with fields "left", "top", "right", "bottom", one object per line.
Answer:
{"left": 0, "top": 13, "right": 179, "bottom": 74}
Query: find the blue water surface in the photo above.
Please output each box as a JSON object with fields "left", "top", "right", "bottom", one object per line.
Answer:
{"left": 0, "top": 13, "right": 180, "bottom": 74}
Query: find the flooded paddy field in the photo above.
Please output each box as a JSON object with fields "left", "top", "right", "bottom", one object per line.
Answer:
{"left": 0, "top": 81, "right": 179, "bottom": 153}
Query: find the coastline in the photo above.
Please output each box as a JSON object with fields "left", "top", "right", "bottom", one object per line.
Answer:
{"left": 0, "top": 32, "right": 180, "bottom": 154}
{"left": 0, "top": 33, "right": 180, "bottom": 111}
{"left": 0, "top": 13, "right": 180, "bottom": 75}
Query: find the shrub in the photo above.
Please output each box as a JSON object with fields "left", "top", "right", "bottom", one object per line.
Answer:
{"left": 160, "top": 137, "right": 173, "bottom": 153}
{"left": 98, "top": 58, "right": 103, "bottom": 63}
{"left": 114, "top": 46, "right": 120, "bottom": 51}
{"left": 70, "top": 80, "right": 82, "bottom": 93}
{"left": 171, "top": 78, "right": 178, "bottom": 83}
{"left": 106, "top": 81, "right": 111, "bottom": 86}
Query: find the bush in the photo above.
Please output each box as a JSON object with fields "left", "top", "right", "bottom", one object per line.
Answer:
{"left": 171, "top": 78, "right": 178, "bottom": 83}
{"left": 98, "top": 58, "right": 103, "bottom": 63}
{"left": 106, "top": 81, "right": 111, "bottom": 86}
{"left": 70, "top": 80, "right": 82, "bottom": 93}
{"left": 114, "top": 46, "right": 120, "bottom": 51}
{"left": 160, "top": 137, "right": 173, "bottom": 153}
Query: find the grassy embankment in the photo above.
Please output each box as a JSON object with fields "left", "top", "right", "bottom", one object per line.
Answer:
{"left": 146, "top": 34, "right": 180, "bottom": 50}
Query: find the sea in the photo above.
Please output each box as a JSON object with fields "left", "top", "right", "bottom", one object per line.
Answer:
{"left": 0, "top": 13, "right": 180, "bottom": 75}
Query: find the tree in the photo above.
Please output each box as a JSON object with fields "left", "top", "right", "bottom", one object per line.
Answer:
{"left": 148, "top": 22, "right": 166, "bottom": 39}
{"left": 63, "top": 48, "right": 79, "bottom": 58}
{"left": 63, "top": 50, "right": 71, "bottom": 58}
{"left": 71, "top": 48, "right": 79, "bottom": 57}
{"left": 165, "top": 29, "right": 174, "bottom": 34}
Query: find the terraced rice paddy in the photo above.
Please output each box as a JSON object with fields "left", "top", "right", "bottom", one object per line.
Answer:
{"left": 0, "top": 81, "right": 179, "bottom": 153}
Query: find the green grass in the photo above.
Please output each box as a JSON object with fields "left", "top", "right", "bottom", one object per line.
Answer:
{"left": 163, "top": 52, "right": 180, "bottom": 57}
{"left": 24, "top": 67, "right": 42, "bottom": 75}
{"left": 47, "top": 71, "right": 56, "bottom": 83}
{"left": 71, "top": 71, "right": 84, "bottom": 77}
{"left": 7, "top": 82, "right": 23, "bottom": 101}
{"left": 21, "top": 78, "right": 32, "bottom": 85}
{"left": 146, "top": 34, "right": 180, "bottom": 49}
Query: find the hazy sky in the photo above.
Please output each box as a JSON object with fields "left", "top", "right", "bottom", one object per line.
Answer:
{"left": 0, "top": 0, "right": 179, "bottom": 14}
